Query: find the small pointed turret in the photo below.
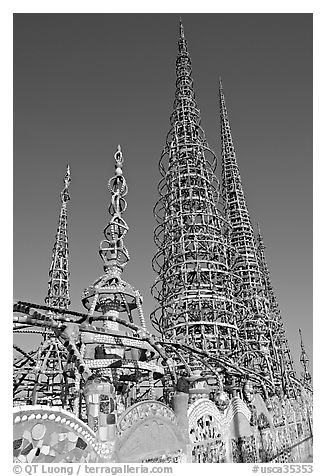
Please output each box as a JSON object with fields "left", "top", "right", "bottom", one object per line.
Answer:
{"left": 256, "top": 224, "right": 297, "bottom": 395}
{"left": 299, "top": 329, "right": 312, "bottom": 388}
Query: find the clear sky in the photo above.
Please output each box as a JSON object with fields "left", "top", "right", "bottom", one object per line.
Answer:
{"left": 13, "top": 13, "right": 312, "bottom": 376}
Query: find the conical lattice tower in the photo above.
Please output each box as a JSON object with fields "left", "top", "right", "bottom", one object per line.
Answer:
{"left": 151, "top": 21, "right": 241, "bottom": 372}
{"left": 256, "top": 225, "right": 297, "bottom": 395}
{"left": 13, "top": 166, "right": 75, "bottom": 409}
{"left": 218, "top": 79, "right": 279, "bottom": 385}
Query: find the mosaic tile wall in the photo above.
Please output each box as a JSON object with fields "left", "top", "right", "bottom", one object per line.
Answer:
{"left": 13, "top": 406, "right": 112, "bottom": 463}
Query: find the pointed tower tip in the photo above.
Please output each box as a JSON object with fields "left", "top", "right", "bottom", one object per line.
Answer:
{"left": 114, "top": 144, "right": 124, "bottom": 166}
{"left": 179, "top": 17, "right": 185, "bottom": 39}
{"left": 256, "top": 223, "right": 265, "bottom": 248}
{"left": 47, "top": 163, "right": 71, "bottom": 308}
{"left": 64, "top": 164, "right": 71, "bottom": 184}
{"left": 219, "top": 76, "right": 223, "bottom": 90}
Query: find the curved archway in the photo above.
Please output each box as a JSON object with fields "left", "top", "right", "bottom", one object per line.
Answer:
{"left": 115, "top": 401, "right": 187, "bottom": 462}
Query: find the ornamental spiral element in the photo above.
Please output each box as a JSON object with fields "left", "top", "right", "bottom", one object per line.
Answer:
{"left": 99, "top": 145, "right": 130, "bottom": 273}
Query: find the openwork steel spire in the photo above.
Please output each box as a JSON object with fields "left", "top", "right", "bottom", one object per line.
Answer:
{"left": 13, "top": 166, "right": 74, "bottom": 409}
{"left": 151, "top": 21, "right": 240, "bottom": 367}
{"left": 299, "top": 329, "right": 312, "bottom": 388}
{"left": 219, "top": 79, "right": 278, "bottom": 383}
{"left": 45, "top": 165, "right": 71, "bottom": 309}
{"left": 40, "top": 165, "right": 72, "bottom": 408}
{"left": 256, "top": 225, "right": 297, "bottom": 394}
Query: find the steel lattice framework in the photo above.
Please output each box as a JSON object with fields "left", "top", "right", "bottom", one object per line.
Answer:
{"left": 256, "top": 226, "right": 297, "bottom": 395}
{"left": 45, "top": 165, "right": 71, "bottom": 309}
{"left": 13, "top": 166, "right": 75, "bottom": 409}
{"left": 218, "top": 79, "right": 281, "bottom": 385}
{"left": 151, "top": 21, "right": 241, "bottom": 371}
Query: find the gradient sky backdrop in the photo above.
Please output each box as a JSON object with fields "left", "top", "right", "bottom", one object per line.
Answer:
{"left": 13, "top": 13, "right": 312, "bottom": 376}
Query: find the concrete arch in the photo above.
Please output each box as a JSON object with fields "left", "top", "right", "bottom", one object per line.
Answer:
{"left": 188, "top": 398, "right": 226, "bottom": 430}
{"left": 115, "top": 401, "right": 187, "bottom": 462}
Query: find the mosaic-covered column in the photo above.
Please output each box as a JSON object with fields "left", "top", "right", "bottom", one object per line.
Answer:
{"left": 172, "top": 371, "right": 191, "bottom": 434}
{"left": 84, "top": 376, "right": 117, "bottom": 444}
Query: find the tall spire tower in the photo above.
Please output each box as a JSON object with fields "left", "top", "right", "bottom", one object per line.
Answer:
{"left": 14, "top": 166, "right": 74, "bottom": 408}
{"left": 218, "top": 79, "right": 279, "bottom": 385}
{"left": 151, "top": 21, "right": 240, "bottom": 370}
{"left": 256, "top": 225, "right": 297, "bottom": 394}
{"left": 33, "top": 165, "right": 72, "bottom": 407}
{"left": 45, "top": 165, "right": 71, "bottom": 309}
{"left": 299, "top": 329, "right": 312, "bottom": 388}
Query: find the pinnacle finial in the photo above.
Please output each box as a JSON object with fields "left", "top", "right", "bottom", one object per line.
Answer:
{"left": 299, "top": 328, "right": 312, "bottom": 386}
{"left": 219, "top": 76, "right": 223, "bottom": 91}
{"left": 256, "top": 223, "right": 265, "bottom": 251}
{"left": 114, "top": 144, "right": 124, "bottom": 167}
{"left": 179, "top": 17, "right": 185, "bottom": 39}
{"left": 61, "top": 165, "right": 71, "bottom": 205}
{"left": 64, "top": 163, "right": 71, "bottom": 184}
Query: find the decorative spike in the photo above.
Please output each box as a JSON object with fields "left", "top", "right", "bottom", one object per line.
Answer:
{"left": 179, "top": 17, "right": 185, "bottom": 39}
{"left": 256, "top": 224, "right": 297, "bottom": 395}
{"left": 45, "top": 165, "right": 71, "bottom": 309}
{"left": 256, "top": 225, "right": 273, "bottom": 305}
{"left": 151, "top": 20, "right": 240, "bottom": 371}
{"left": 299, "top": 329, "right": 312, "bottom": 387}
{"left": 219, "top": 80, "right": 276, "bottom": 382}
{"left": 100, "top": 144, "right": 130, "bottom": 273}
